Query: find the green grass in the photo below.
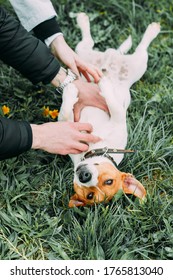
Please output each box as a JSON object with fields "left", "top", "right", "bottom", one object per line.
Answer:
{"left": 0, "top": 0, "right": 173, "bottom": 260}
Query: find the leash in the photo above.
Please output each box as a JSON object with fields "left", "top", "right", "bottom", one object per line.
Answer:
{"left": 82, "top": 147, "right": 136, "bottom": 167}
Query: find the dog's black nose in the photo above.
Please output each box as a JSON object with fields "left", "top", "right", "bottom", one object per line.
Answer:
{"left": 79, "top": 170, "right": 92, "bottom": 183}
{"left": 76, "top": 165, "right": 92, "bottom": 183}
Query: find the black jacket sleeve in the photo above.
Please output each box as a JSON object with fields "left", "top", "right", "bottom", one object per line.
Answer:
{"left": 33, "top": 16, "right": 62, "bottom": 42}
{"left": 0, "top": 117, "right": 32, "bottom": 160}
{"left": 0, "top": 7, "right": 60, "bottom": 84}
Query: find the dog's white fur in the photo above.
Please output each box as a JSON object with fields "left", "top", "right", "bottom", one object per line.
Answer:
{"left": 59, "top": 13, "right": 160, "bottom": 192}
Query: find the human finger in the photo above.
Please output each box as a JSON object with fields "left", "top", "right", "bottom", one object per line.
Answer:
{"left": 80, "top": 132, "right": 101, "bottom": 144}
{"left": 74, "top": 123, "right": 101, "bottom": 143}
{"left": 85, "top": 64, "right": 103, "bottom": 82}
{"left": 68, "top": 61, "right": 80, "bottom": 76}
{"left": 76, "top": 58, "right": 102, "bottom": 83}
{"left": 58, "top": 147, "right": 88, "bottom": 155}
{"left": 75, "top": 122, "right": 93, "bottom": 133}
{"left": 79, "top": 69, "right": 92, "bottom": 82}
{"left": 80, "top": 66, "right": 102, "bottom": 83}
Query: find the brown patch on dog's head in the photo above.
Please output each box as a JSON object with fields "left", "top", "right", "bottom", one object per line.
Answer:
{"left": 69, "top": 162, "right": 146, "bottom": 207}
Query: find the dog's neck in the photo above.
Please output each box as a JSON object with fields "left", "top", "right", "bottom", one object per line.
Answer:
{"left": 82, "top": 147, "right": 118, "bottom": 167}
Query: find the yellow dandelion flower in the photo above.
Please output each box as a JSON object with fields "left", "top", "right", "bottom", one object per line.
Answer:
{"left": 2, "top": 105, "right": 10, "bottom": 115}
{"left": 49, "top": 109, "right": 59, "bottom": 119}
{"left": 42, "top": 106, "right": 50, "bottom": 117}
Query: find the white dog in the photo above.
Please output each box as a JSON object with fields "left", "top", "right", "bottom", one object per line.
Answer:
{"left": 58, "top": 13, "right": 160, "bottom": 207}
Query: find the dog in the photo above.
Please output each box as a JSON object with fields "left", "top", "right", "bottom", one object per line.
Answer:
{"left": 58, "top": 13, "right": 160, "bottom": 207}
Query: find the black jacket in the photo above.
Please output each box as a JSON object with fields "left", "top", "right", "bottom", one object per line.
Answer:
{"left": 0, "top": 7, "right": 61, "bottom": 160}
{"left": 0, "top": 7, "right": 60, "bottom": 84}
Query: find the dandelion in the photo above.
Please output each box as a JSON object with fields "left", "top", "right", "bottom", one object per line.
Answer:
{"left": 2, "top": 105, "right": 10, "bottom": 115}
{"left": 49, "top": 109, "right": 59, "bottom": 119}
{"left": 42, "top": 106, "right": 59, "bottom": 119}
{"left": 42, "top": 106, "right": 50, "bottom": 117}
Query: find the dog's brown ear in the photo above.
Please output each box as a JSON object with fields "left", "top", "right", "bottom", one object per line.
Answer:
{"left": 121, "top": 173, "right": 146, "bottom": 199}
{"left": 68, "top": 193, "right": 85, "bottom": 208}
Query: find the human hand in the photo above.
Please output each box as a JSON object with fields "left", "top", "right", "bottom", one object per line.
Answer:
{"left": 31, "top": 122, "right": 101, "bottom": 155}
{"left": 72, "top": 79, "right": 109, "bottom": 121}
{"left": 50, "top": 34, "right": 102, "bottom": 83}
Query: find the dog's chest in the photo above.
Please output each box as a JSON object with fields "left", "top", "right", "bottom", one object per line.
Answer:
{"left": 80, "top": 107, "right": 116, "bottom": 142}
{"left": 71, "top": 106, "right": 128, "bottom": 166}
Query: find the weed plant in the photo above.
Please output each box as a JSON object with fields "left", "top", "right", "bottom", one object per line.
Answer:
{"left": 0, "top": 0, "right": 172, "bottom": 260}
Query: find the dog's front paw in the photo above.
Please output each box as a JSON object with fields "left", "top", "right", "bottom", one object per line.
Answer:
{"left": 60, "top": 83, "right": 79, "bottom": 121}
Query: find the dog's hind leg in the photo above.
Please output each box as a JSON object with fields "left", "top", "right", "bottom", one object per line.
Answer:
{"left": 76, "top": 12, "right": 94, "bottom": 53}
{"left": 126, "top": 22, "right": 160, "bottom": 85}
{"left": 58, "top": 84, "right": 78, "bottom": 122}
{"left": 135, "top": 22, "right": 160, "bottom": 52}
{"left": 75, "top": 13, "right": 103, "bottom": 70}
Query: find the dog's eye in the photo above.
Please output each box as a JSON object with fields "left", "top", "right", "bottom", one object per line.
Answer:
{"left": 104, "top": 179, "right": 113, "bottom": 185}
{"left": 87, "top": 192, "right": 94, "bottom": 200}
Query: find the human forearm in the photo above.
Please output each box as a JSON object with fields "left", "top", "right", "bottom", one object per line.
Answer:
{"left": 0, "top": 118, "right": 32, "bottom": 160}
{"left": 0, "top": 116, "right": 101, "bottom": 160}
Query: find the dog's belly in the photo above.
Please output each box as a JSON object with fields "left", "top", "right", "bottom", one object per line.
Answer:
{"left": 80, "top": 107, "right": 111, "bottom": 141}
{"left": 80, "top": 106, "right": 109, "bottom": 126}
{"left": 80, "top": 106, "right": 127, "bottom": 141}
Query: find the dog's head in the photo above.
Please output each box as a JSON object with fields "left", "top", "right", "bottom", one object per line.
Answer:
{"left": 69, "top": 157, "right": 146, "bottom": 207}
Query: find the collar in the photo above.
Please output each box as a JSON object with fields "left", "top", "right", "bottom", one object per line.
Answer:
{"left": 82, "top": 147, "right": 135, "bottom": 167}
